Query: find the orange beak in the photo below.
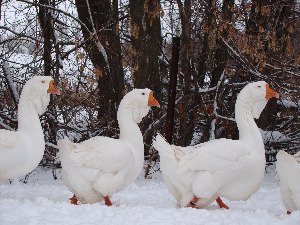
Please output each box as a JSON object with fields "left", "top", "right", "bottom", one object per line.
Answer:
{"left": 47, "top": 80, "right": 60, "bottom": 95}
{"left": 148, "top": 91, "right": 160, "bottom": 108}
{"left": 265, "top": 83, "right": 279, "bottom": 100}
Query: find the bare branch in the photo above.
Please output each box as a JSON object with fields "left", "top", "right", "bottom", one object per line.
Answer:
{"left": 0, "top": 26, "right": 42, "bottom": 43}
{"left": 16, "top": 0, "right": 92, "bottom": 34}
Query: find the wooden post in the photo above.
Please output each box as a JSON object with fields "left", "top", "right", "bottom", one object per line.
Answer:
{"left": 165, "top": 37, "right": 180, "bottom": 144}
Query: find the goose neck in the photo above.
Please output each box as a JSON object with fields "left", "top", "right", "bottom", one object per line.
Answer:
{"left": 17, "top": 93, "right": 44, "bottom": 140}
{"left": 117, "top": 102, "right": 143, "bottom": 147}
{"left": 235, "top": 91, "right": 263, "bottom": 146}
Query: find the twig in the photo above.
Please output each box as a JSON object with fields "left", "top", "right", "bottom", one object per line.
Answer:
{"left": 17, "top": 0, "right": 92, "bottom": 33}
{"left": 0, "top": 26, "right": 42, "bottom": 43}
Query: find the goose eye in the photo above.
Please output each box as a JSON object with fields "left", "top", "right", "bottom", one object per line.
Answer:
{"left": 258, "top": 85, "right": 261, "bottom": 88}
{"left": 41, "top": 80, "right": 45, "bottom": 83}
{"left": 142, "top": 93, "right": 145, "bottom": 95}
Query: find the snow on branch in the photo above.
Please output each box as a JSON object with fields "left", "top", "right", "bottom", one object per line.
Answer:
{"left": 0, "top": 118, "right": 14, "bottom": 131}
{"left": 265, "top": 63, "right": 300, "bottom": 77}
{"left": 221, "top": 38, "right": 267, "bottom": 80}
{"left": 17, "top": 0, "right": 92, "bottom": 34}
{"left": 2, "top": 62, "right": 19, "bottom": 106}
{"left": 48, "top": 8, "right": 63, "bottom": 71}
{"left": 198, "top": 86, "right": 217, "bottom": 93}
{"left": 82, "top": 0, "right": 110, "bottom": 73}
{"left": 61, "top": 14, "right": 129, "bottom": 61}
{"left": 0, "top": 26, "right": 42, "bottom": 44}
{"left": 46, "top": 142, "right": 58, "bottom": 150}
{"left": 209, "top": 70, "right": 225, "bottom": 140}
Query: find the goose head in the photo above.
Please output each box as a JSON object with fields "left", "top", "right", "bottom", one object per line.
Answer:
{"left": 243, "top": 81, "right": 279, "bottom": 119}
{"left": 22, "top": 76, "right": 60, "bottom": 115}
{"left": 120, "top": 88, "right": 160, "bottom": 123}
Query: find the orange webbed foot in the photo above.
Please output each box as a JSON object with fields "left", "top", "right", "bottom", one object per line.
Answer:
{"left": 104, "top": 196, "right": 113, "bottom": 206}
{"left": 69, "top": 194, "right": 78, "bottom": 205}
{"left": 186, "top": 196, "right": 199, "bottom": 208}
{"left": 216, "top": 196, "right": 229, "bottom": 209}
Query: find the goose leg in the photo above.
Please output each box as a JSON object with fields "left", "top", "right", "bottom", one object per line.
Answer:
{"left": 186, "top": 196, "right": 199, "bottom": 208}
{"left": 104, "top": 196, "right": 113, "bottom": 206}
{"left": 216, "top": 196, "right": 229, "bottom": 209}
{"left": 69, "top": 194, "right": 78, "bottom": 205}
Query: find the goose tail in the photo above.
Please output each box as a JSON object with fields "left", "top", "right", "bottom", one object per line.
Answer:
{"left": 153, "top": 134, "right": 174, "bottom": 156}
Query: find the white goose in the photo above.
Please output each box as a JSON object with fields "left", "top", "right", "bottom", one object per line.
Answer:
{"left": 153, "top": 81, "right": 279, "bottom": 209}
{"left": 0, "top": 76, "right": 60, "bottom": 180}
{"left": 58, "top": 89, "right": 160, "bottom": 205}
{"left": 276, "top": 150, "right": 300, "bottom": 214}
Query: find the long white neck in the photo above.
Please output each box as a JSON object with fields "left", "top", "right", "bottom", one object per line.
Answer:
{"left": 235, "top": 90, "right": 264, "bottom": 148}
{"left": 117, "top": 101, "right": 144, "bottom": 152}
{"left": 17, "top": 88, "right": 44, "bottom": 142}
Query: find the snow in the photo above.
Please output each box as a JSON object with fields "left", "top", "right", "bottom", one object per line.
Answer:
{"left": 279, "top": 99, "right": 298, "bottom": 109}
{"left": 3, "top": 62, "right": 20, "bottom": 104}
{"left": 0, "top": 167, "right": 299, "bottom": 225}
{"left": 261, "top": 130, "right": 290, "bottom": 143}
{"left": 0, "top": 118, "right": 14, "bottom": 131}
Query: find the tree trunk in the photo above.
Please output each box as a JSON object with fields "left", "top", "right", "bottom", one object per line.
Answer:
{"left": 129, "top": 0, "right": 162, "bottom": 157}
{"left": 177, "top": 0, "right": 192, "bottom": 94}
{"left": 75, "top": 0, "right": 124, "bottom": 136}
{"left": 165, "top": 37, "right": 180, "bottom": 144}
{"left": 176, "top": 0, "right": 193, "bottom": 146}
{"left": 210, "top": 0, "right": 234, "bottom": 87}
{"left": 129, "top": 0, "right": 162, "bottom": 92}
{"left": 0, "top": 0, "right": 3, "bottom": 21}
{"left": 37, "top": 0, "right": 59, "bottom": 163}
{"left": 111, "top": 0, "right": 125, "bottom": 103}
{"left": 38, "top": 0, "right": 52, "bottom": 77}
{"left": 129, "top": 0, "right": 147, "bottom": 88}
{"left": 144, "top": 0, "right": 162, "bottom": 94}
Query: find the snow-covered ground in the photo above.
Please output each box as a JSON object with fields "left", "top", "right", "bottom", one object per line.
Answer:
{"left": 0, "top": 167, "right": 299, "bottom": 225}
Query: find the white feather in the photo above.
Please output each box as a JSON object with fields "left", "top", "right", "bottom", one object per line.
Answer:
{"left": 0, "top": 76, "right": 55, "bottom": 180}
{"left": 276, "top": 150, "right": 300, "bottom": 212}
{"left": 153, "top": 81, "right": 272, "bottom": 208}
{"left": 58, "top": 88, "right": 156, "bottom": 204}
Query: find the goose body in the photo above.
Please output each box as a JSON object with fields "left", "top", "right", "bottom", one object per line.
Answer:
{"left": 0, "top": 76, "right": 59, "bottom": 180}
{"left": 276, "top": 150, "right": 300, "bottom": 214}
{"left": 153, "top": 81, "right": 279, "bottom": 208}
{"left": 58, "top": 89, "right": 159, "bottom": 205}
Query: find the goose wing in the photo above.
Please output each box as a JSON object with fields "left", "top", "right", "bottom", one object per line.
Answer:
{"left": 178, "top": 139, "right": 250, "bottom": 173}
